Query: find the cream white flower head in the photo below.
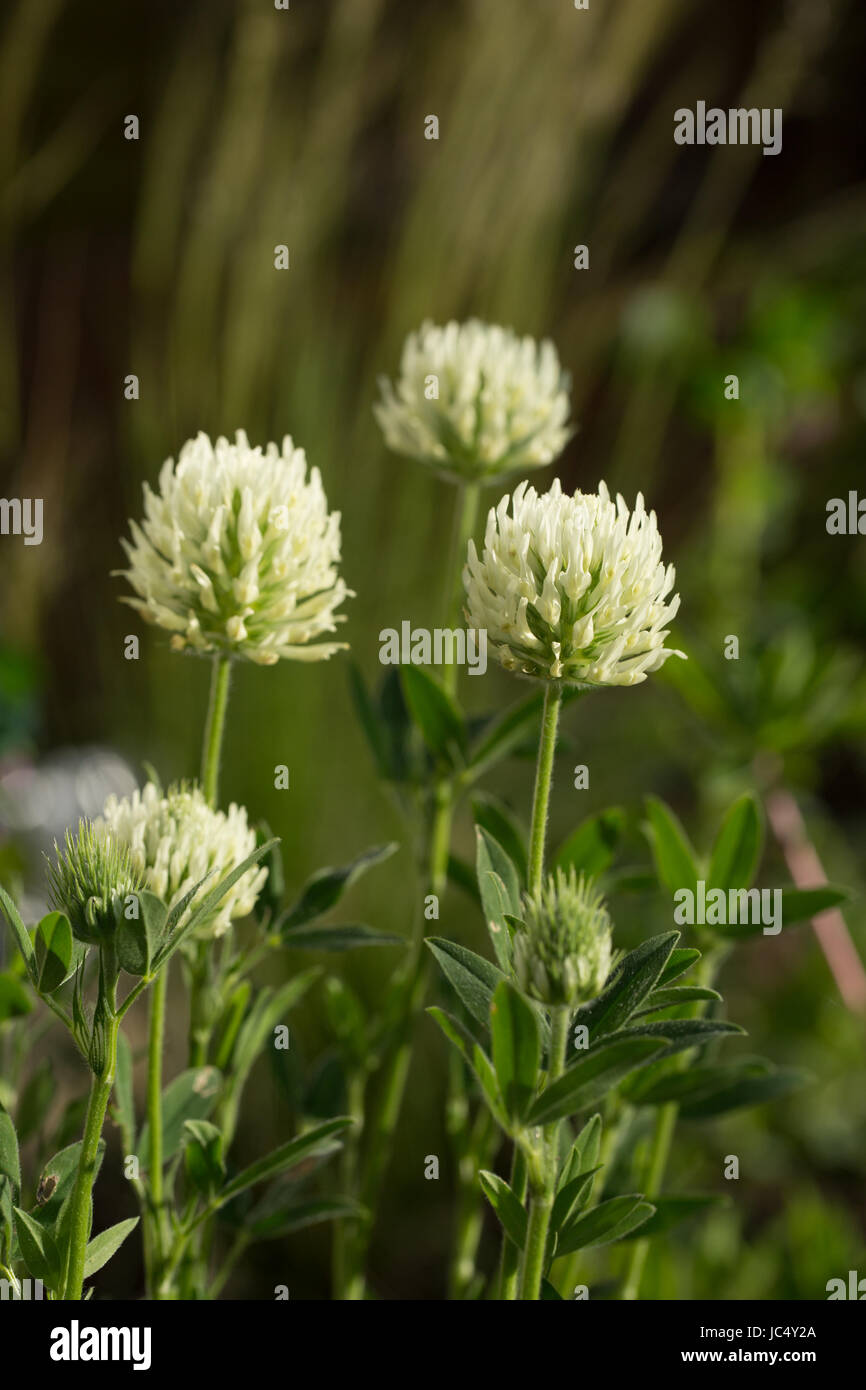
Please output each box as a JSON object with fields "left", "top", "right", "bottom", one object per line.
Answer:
{"left": 96, "top": 781, "right": 267, "bottom": 939}
{"left": 374, "top": 318, "right": 572, "bottom": 483}
{"left": 119, "top": 430, "right": 350, "bottom": 666}
{"left": 463, "top": 478, "right": 684, "bottom": 686}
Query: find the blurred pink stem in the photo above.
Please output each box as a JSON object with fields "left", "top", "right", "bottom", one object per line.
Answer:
{"left": 765, "top": 787, "right": 866, "bottom": 1014}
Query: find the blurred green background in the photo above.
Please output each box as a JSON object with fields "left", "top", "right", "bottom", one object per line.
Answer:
{"left": 1, "top": 0, "right": 865, "bottom": 1298}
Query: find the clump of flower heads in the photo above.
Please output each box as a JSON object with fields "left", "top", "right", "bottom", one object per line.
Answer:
{"left": 119, "top": 430, "right": 350, "bottom": 666}
{"left": 374, "top": 319, "right": 572, "bottom": 483}
{"left": 96, "top": 781, "right": 266, "bottom": 939}
{"left": 463, "top": 477, "right": 684, "bottom": 685}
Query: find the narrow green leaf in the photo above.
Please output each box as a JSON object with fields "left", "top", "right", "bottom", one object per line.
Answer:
{"left": 183, "top": 1120, "right": 225, "bottom": 1194}
{"left": 558, "top": 1112, "right": 602, "bottom": 1191}
{"left": 476, "top": 825, "right": 522, "bottom": 910}
{"left": 553, "top": 808, "right": 626, "bottom": 878}
{"left": 490, "top": 980, "right": 540, "bottom": 1125}
{"left": 426, "top": 937, "right": 507, "bottom": 1028}
{"left": 14, "top": 1205, "right": 62, "bottom": 1287}
{"left": 644, "top": 797, "right": 700, "bottom": 897}
{"left": 657, "top": 948, "right": 701, "bottom": 986}
{"left": 779, "top": 885, "right": 849, "bottom": 927}
{"left": 616, "top": 1194, "right": 726, "bottom": 1239}
{"left": 35, "top": 912, "right": 74, "bottom": 993}
{"left": 573, "top": 932, "right": 679, "bottom": 1042}
{"left": 527, "top": 1037, "right": 668, "bottom": 1125}
{"left": 479, "top": 1170, "right": 527, "bottom": 1248}
{"left": 228, "top": 972, "right": 319, "bottom": 1102}
{"left": 82, "top": 1217, "right": 139, "bottom": 1278}
{"left": 0, "top": 1101, "right": 20, "bottom": 1192}
{"left": 112, "top": 1034, "right": 135, "bottom": 1152}
{"left": 473, "top": 797, "right": 528, "bottom": 886}
{"left": 281, "top": 922, "right": 404, "bottom": 951}
{"left": 401, "top": 665, "right": 467, "bottom": 766}
{"left": 219, "top": 1117, "right": 351, "bottom": 1203}
{"left": 557, "top": 1196, "right": 654, "bottom": 1255}
{"left": 608, "top": 1018, "right": 745, "bottom": 1061}
{"left": 540, "top": 1278, "right": 564, "bottom": 1300}
{"left": 248, "top": 1196, "right": 364, "bottom": 1240}
{"left": 279, "top": 843, "right": 398, "bottom": 933}
{"left": 116, "top": 891, "right": 167, "bottom": 976}
{"left": 708, "top": 794, "right": 763, "bottom": 892}
{"left": 138, "top": 1067, "right": 222, "bottom": 1171}
{"left": 476, "top": 824, "right": 522, "bottom": 970}
{"left": 467, "top": 689, "right": 546, "bottom": 777}
{"left": 427, "top": 1008, "right": 506, "bottom": 1125}
{"left": 31, "top": 1139, "right": 105, "bottom": 1233}
{"left": 0, "top": 1176, "right": 14, "bottom": 1266}
{"left": 153, "top": 841, "right": 277, "bottom": 968}
{"left": 0, "top": 884, "right": 37, "bottom": 983}
{"left": 714, "top": 885, "right": 850, "bottom": 941}
{"left": 679, "top": 1067, "right": 808, "bottom": 1118}
{"left": 551, "top": 1166, "right": 603, "bottom": 1232}
{"left": 634, "top": 985, "right": 722, "bottom": 1017}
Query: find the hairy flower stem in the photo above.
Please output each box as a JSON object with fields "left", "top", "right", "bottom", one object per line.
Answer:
{"left": 145, "top": 967, "right": 169, "bottom": 1298}
{"left": 498, "top": 685, "right": 562, "bottom": 1298}
{"left": 443, "top": 481, "right": 481, "bottom": 685}
{"left": 528, "top": 684, "right": 563, "bottom": 896}
{"left": 157, "top": 653, "right": 234, "bottom": 1299}
{"left": 201, "top": 654, "right": 232, "bottom": 808}
{"left": 519, "top": 1007, "right": 569, "bottom": 1300}
{"left": 63, "top": 945, "right": 120, "bottom": 1300}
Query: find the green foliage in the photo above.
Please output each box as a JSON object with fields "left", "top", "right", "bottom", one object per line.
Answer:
{"left": 138, "top": 1068, "right": 222, "bottom": 1171}
{"left": 278, "top": 843, "right": 399, "bottom": 935}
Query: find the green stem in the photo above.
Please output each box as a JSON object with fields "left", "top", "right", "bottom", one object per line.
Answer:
{"left": 154, "top": 656, "right": 232, "bottom": 1301}
{"left": 207, "top": 1229, "right": 249, "bottom": 1299}
{"left": 62, "top": 954, "right": 120, "bottom": 1300}
{"left": 428, "top": 778, "right": 453, "bottom": 899}
{"left": 145, "top": 966, "right": 168, "bottom": 1298}
{"left": 496, "top": 686, "right": 562, "bottom": 1299}
{"left": 528, "top": 684, "right": 563, "bottom": 896}
{"left": 442, "top": 480, "right": 481, "bottom": 695}
{"left": 519, "top": 1008, "right": 570, "bottom": 1300}
{"left": 447, "top": 1063, "right": 497, "bottom": 1299}
{"left": 332, "top": 1069, "right": 366, "bottom": 1300}
{"left": 521, "top": 1190, "right": 554, "bottom": 1302}
{"left": 620, "top": 1101, "right": 677, "bottom": 1301}
{"left": 201, "top": 654, "right": 232, "bottom": 807}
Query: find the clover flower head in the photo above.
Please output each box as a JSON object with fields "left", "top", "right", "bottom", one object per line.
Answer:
{"left": 512, "top": 868, "right": 614, "bottom": 1008}
{"left": 374, "top": 318, "right": 572, "bottom": 483}
{"left": 463, "top": 477, "right": 684, "bottom": 685}
{"left": 118, "top": 430, "right": 351, "bottom": 666}
{"left": 46, "top": 821, "right": 142, "bottom": 945}
{"left": 96, "top": 781, "right": 266, "bottom": 939}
